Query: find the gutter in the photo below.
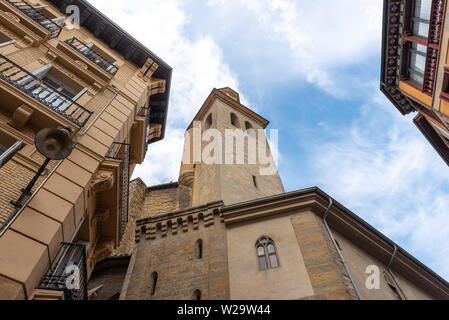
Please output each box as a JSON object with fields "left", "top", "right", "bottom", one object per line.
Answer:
{"left": 387, "top": 245, "right": 408, "bottom": 300}
{"left": 323, "top": 198, "right": 362, "bottom": 300}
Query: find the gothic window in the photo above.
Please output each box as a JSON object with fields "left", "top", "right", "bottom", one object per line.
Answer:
{"left": 192, "top": 290, "right": 202, "bottom": 300}
{"left": 150, "top": 272, "right": 158, "bottom": 296}
{"left": 196, "top": 239, "right": 203, "bottom": 260}
{"left": 230, "top": 113, "right": 239, "bottom": 128}
{"left": 256, "top": 236, "right": 279, "bottom": 271}
{"left": 205, "top": 114, "right": 212, "bottom": 129}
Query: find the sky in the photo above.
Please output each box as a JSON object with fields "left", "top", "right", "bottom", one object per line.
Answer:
{"left": 91, "top": 0, "right": 449, "bottom": 280}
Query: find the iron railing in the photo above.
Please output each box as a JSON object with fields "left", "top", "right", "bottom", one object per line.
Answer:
{"left": 65, "top": 37, "right": 119, "bottom": 76}
{"left": 106, "top": 142, "right": 130, "bottom": 240}
{"left": 39, "top": 243, "right": 88, "bottom": 300}
{"left": 0, "top": 53, "right": 93, "bottom": 127}
{"left": 138, "top": 107, "right": 151, "bottom": 156}
{"left": 6, "top": 0, "right": 63, "bottom": 39}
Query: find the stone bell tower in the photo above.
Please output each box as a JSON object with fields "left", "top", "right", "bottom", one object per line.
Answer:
{"left": 178, "top": 87, "right": 284, "bottom": 206}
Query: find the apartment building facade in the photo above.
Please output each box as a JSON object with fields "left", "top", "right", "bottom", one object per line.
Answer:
{"left": 381, "top": 0, "right": 449, "bottom": 164}
{"left": 0, "top": 0, "right": 171, "bottom": 300}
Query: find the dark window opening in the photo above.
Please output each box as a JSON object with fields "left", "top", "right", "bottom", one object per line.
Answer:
{"left": 230, "top": 113, "right": 239, "bottom": 127}
{"left": 252, "top": 175, "right": 258, "bottom": 188}
{"left": 150, "top": 272, "right": 158, "bottom": 296}
{"left": 192, "top": 290, "right": 202, "bottom": 300}
{"left": 205, "top": 114, "right": 213, "bottom": 129}
{"left": 196, "top": 239, "right": 203, "bottom": 260}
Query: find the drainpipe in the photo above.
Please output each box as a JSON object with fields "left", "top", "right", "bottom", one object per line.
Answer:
{"left": 323, "top": 198, "right": 362, "bottom": 300}
{"left": 386, "top": 245, "right": 408, "bottom": 300}
{"left": 0, "top": 87, "right": 121, "bottom": 238}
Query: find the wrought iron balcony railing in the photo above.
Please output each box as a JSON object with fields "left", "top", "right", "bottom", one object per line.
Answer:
{"left": 0, "top": 54, "right": 93, "bottom": 127}
{"left": 65, "top": 37, "right": 119, "bottom": 76}
{"left": 39, "top": 242, "right": 88, "bottom": 300}
{"left": 6, "top": 0, "right": 63, "bottom": 39}
{"left": 138, "top": 107, "right": 151, "bottom": 156}
{"left": 106, "top": 142, "right": 130, "bottom": 240}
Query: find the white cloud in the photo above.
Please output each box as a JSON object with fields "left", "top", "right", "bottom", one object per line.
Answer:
{"left": 206, "top": 0, "right": 383, "bottom": 96}
{"left": 90, "top": 0, "right": 245, "bottom": 185}
{"left": 308, "top": 91, "right": 449, "bottom": 279}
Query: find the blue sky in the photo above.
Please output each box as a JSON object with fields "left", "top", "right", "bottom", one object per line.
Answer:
{"left": 91, "top": 0, "right": 449, "bottom": 280}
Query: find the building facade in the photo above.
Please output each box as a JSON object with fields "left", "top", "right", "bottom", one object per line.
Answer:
{"left": 381, "top": 0, "right": 449, "bottom": 164}
{"left": 0, "top": 0, "right": 171, "bottom": 300}
{"left": 117, "top": 88, "right": 449, "bottom": 300}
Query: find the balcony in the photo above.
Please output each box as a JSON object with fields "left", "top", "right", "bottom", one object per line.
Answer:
{"left": 0, "top": 53, "right": 93, "bottom": 127}
{"left": 39, "top": 242, "right": 88, "bottom": 300}
{"left": 65, "top": 37, "right": 119, "bottom": 76}
{"left": 5, "top": 0, "right": 62, "bottom": 39}
{"left": 105, "top": 143, "right": 130, "bottom": 241}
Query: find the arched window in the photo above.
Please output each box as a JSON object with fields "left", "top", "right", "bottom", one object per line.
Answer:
{"left": 256, "top": 236, "right": 279, "bottom": 271}
{"left": 150, "top": 272, "right": 158, "bottom": 296}
{"left": 196, "top": 239, "right": 203, "bottom": 260}
{"left": 205, "top": 114, "right": 212, "bottom": 129}
{"left": 245, "top": 121, "right": 253, "bottom": 130}
{"left": 230, "top": 113, "right": 239, "bottom": 127}
{"left": 192, "top": 289, "right": 202, "bottom": 300}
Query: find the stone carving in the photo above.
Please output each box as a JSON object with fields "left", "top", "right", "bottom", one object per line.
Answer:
{"left": 90, "top": 170, "right": 114, "bottom": 194}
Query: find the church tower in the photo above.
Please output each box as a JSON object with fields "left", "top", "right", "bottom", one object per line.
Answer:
{"left": 179, "top": 87, "right": 284, "bottom": 207}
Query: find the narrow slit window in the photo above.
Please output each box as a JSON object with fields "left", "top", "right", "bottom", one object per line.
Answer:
{"left": 196, "top": 239, "right": 203, "bottom": 260}
{"left": 150, "top": 272, "right": 158, "bottom": 296}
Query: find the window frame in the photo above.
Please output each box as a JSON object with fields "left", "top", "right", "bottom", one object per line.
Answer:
{"left": 255, "top": 236, "right": 280, "bottom": 271}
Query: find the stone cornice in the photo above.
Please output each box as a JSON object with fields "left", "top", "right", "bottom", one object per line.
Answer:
{"left": 222, "top": 187, "right": 449, "bottom": 299}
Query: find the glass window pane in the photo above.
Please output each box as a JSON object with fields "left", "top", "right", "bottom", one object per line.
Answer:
{"left": 413, "top": 21, "right": 429, "bottom": 38}
{"left": 257, "top": 246, "right": 265, "bottom": 256}
{"left": 259, "top": 256, "right": 268, "bottom": 270}
{"left": 269, "top": 254, "right": 279, "bottom": 268}
{"left": 260, "top": 238, "right": 268, "bottom": 244}
{"left": 267, "top": 244, "right": 275, "bottom": 254}
{"left": 414, "top": 0, "right": 432, "bottom": 20}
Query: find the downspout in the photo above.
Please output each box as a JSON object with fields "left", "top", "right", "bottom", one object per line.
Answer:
{"left": 386, "top": 245, "right": 408, "bottom": 300}
{"left": 323, "top": 198, "right": 362, "bottom": 300}
{"left": 0, "top": 87, "right": 121, "bottom": 238}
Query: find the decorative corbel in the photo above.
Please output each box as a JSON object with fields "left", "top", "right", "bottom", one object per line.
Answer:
{"left": 90, "top": 170, "right": 114, "bottom": 194}
{"left": 38, "top": 50, "right": 57, "bottom": 65}
{"left": 9, "top": 104, "right": 34, "bottom": 129}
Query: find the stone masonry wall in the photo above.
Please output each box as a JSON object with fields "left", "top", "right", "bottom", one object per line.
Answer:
{"left": 123, "top": 205, "right": 230, "bottom": 300}
{"left": 291, "top": 211, "right": 358, "bottom": 300}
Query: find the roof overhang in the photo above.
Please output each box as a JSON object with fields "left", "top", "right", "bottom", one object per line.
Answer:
{"left": 222, "top": 187, "right": 449, "bottom": 299}
{"left": 380, "top": 0, "right": 420, "bottom": 115}
{"left": 414, "top": 114, "right": 449, "bottom": 166}
{"left": 47, "top": 0, "right": 172, "bottom": 143}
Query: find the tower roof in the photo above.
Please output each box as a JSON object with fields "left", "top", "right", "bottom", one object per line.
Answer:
{"left": 187, "top": 88, "right": 269, "bottom": 130}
